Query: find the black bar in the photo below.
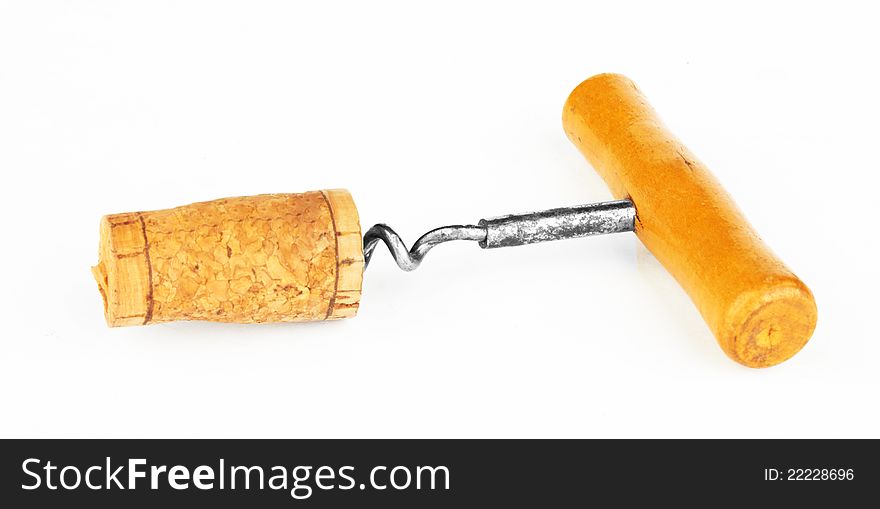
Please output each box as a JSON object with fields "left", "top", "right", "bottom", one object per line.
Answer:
{"left": 2, "top": 439, "right": 875, "bottom": 506}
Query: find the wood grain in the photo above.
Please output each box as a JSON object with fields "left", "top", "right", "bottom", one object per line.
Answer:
{"left": 562, "top": 74, "right": 817, "bottom": 367}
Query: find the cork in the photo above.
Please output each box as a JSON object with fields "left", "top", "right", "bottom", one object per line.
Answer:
{"left": 92, "top": 190, "right": 364, "bottom": 326}
{"left": 563, "top": 74, "right": 817, "bottom": 367}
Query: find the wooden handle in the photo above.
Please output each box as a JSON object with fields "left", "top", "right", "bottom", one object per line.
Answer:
{"left": 563, "top": 73, "right": 817, "bottom": 367}
{"left": 92, "top": 190, "right": 363, "bottom": 326}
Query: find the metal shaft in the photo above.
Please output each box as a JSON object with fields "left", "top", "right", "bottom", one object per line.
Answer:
{"left": 363, "top": 199, "right": 635, "bottom": 271}
{"left": 478, "top": 199, "right": 635, "bottom": 248}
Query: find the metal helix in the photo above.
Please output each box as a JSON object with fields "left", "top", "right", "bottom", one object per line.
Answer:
{"left": 362, "top": 224, "right": 487, "bottom": 271}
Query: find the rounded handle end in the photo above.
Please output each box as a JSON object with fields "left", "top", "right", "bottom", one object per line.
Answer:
{"left": 721, "top": 277, "right": 817, "bottom": 368}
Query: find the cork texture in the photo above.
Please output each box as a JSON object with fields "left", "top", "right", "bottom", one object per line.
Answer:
{"left": 563, "top": 73, "right": 817, "bottom": 368}
{"left": 92, "top": 190, "right": 364, "bottom": 326}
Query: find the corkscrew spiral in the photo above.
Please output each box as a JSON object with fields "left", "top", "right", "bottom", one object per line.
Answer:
{"left": 362, "top": 224, "right": 487, "bottom": 271}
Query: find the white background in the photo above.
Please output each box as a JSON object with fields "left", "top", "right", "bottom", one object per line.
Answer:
{"left": 1, "top": 1, "right": 877, "bottom": 438}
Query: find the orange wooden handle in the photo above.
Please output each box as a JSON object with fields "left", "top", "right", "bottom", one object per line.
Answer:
{"left": 562, "top": 73, "right": 817, "bottom": 367}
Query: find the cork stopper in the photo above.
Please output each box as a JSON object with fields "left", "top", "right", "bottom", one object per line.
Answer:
{"left": 92, "top": 189, "right": 364, "bottom": 326}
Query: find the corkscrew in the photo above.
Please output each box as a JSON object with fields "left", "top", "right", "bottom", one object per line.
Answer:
{"left": 92, "top": 73, "right": 817, "bottom": 368}
{"left": 362, "top": 200, "right": 635, "bottom": 271}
